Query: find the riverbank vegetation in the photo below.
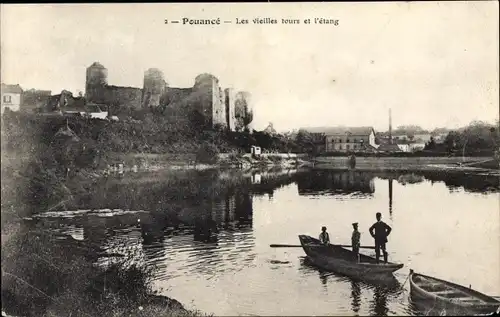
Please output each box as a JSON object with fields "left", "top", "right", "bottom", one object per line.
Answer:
{"left": 0, "top": 111, "right": 217, "bottom": 316}
{"left": 1, "top": 223, "right": 209, "bottom": 317}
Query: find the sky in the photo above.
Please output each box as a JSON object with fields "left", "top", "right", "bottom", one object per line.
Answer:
{"left": 1, "top": 2, "right": 498, "bottom": 132}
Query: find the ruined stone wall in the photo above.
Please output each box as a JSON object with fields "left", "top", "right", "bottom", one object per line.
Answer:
{"left": 162, "top": 87, "right": 193, "bottom": 107}
{"left": 212, "top": 83, "right": 227, "bottom": 128}
{"left": 143, "top": 68, "right": 167, "bottom": 108}
{"left": 104, "top": 85, "right": 143, "bottom": 109}
{"left": 234, "top": 91, "right": 253, "bottom": 131}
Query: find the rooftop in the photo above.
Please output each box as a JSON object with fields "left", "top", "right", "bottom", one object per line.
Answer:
{"left": 377, "top": 143, "right": 403, "bottom": 152}
{"left": 89, "top": 62, "right": 106, "bottom": 69}
{"left": 1, "top": 83, "right": 23, "bottom": 94}
{"left": 302, "top": 126, "right": 375, "bottom": 136}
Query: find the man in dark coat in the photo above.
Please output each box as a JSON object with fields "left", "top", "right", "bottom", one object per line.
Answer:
{"left": 369, "top": 212, "right": 392, "bottom": 263}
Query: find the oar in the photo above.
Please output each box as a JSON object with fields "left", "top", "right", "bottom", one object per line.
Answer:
{"left": 270, "top": 244, "right": 376, "bottom": 250}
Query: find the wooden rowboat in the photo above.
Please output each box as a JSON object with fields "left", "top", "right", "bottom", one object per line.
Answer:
{"left": 409, "top": 270, "right": 500, "bottom": 315}
{"left": 298, "top": 235, "right": 404, "bottom": 280}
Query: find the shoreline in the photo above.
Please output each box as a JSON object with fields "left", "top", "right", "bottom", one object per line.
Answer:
{"left": 96, "top": 154, "right": 498, "bottom": 176}
{"left": 310, "top": 156, "right": 499, "bottom": 175}
{"left": 0, "top": 217, "right": 210, "bottom": 317}
{"left": 309, "top": 164, "right": 499, "bottom": 175}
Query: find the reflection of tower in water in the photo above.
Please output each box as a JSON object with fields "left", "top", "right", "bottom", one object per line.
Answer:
{"left": 82, "top": 215, "right": 109, "bottom": 260}
{"left": 140, "top": 215, "right": 169, "bottom": 263}
{"left": 234, "top": 190, "right": 253, "bottom": 227}
{"left": 186, "top": 189, "right": 256, "bottom": 276}
{"left": 194, "top": 189, "right": 254, "bottom": 242}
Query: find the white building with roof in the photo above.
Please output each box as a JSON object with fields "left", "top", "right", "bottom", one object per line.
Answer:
{"left": 302, "top": 126, "right": 379, "bottom": 152}
{"left": 1, "top": 83, "right": 23, "bottom": 113}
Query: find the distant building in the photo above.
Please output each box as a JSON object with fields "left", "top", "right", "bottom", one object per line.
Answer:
{"left": 413, "top": 133, "right": 432, "bottom": 143}
{"left": 303, "top": 126, "right": 378, "bottom": 153}
{"left": 1, "top": 84, "right": 23, "bottom": 113}
{"left": 392, "top": 139, "right": 412, "bottom": 152}
{"left": 432, "top": 132, "right": 448, "bottom": 143}
{"left": 377, "top": 143, "right": 403, "bottom": 153}
{"left": 377, "top": 134, "right": 427, "bottom": 152}
{"left": 251, "top": 146, "right": 261, "bottom": 156}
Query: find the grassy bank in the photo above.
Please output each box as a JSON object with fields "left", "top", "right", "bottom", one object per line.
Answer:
{"left": 1, "top": 223, "right": 209, "bottom": 317}
{"left": 1, "top": 175, "right": 211, "bottom": 317}
{"left": 105, "top": 152, "right": 307, "bottom": 171}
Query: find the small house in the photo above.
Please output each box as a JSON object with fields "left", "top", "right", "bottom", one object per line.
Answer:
{"left": 1, "top": 84, "right": 23, "bottom": 113}
{"left": 251, "top": 146, "right": 262, "bottom": 156}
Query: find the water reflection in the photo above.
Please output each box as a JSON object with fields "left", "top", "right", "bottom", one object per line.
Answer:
{"left": 351, "top": 280, "right": 362, "bottom": 314}
{"left": 297, "top": 170, "right": 376, "bottom": 196}
{"left": 23, "top": 167, "right": 499, "bottom": 316}
{"left": 419, "top": 171, "right": 499, "bottom": 194}
{"left": 370, "top": 286, "right": 390, "bottom": 316}
{"left": 297, "top": 170, "right": 499, "bottom": 198}
{"left": 299, "top": 256, "right": 401, "bottom": 316}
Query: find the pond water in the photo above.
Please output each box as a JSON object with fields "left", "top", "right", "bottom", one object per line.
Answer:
{"left": 29, "top": 168, "right": 500, "bottom": 316}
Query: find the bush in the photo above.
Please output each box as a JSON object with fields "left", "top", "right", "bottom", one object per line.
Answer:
{"left": 195, "top": 143, "right": 219, "bottom": 164}
{"left": 1, "top": 225, "right": 207, "bottom": 317}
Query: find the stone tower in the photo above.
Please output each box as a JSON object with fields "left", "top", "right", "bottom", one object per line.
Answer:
{"left": 234, "top": 91, "right": 253, "bottom": 131}
{"left": 142, "top": 68, "right": 166, "bottom": 108}
{"left": 193, "top": 73, "right": 227, "bottom": 128}
{"left": 225, "top": 88, "right": 236, "bottom": 131}
{"left": 85, "top": 62, "right": 108, "bottom": 103}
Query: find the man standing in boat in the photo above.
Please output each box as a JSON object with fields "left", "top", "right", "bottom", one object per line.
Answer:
{"left": 351, "top": 222, "right": 361, "bottom": 262}
{"left": 319, "top": 226, "right": 330, "bottom": 245}
{"left": 369, "top": 212, "right": 392, "bottom": 264}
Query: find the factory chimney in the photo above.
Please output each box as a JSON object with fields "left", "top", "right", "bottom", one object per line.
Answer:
{"left": 389, "top": 108, "right": 393, "bottom": 145}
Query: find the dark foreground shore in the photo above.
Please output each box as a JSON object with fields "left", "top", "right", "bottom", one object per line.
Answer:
{"left": 0, "top": 220, "right": 210, "bottom": 317}
{"left": 1, "top": 153, "right": 211, "bottom": 317}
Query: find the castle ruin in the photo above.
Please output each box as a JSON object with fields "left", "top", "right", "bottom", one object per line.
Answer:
{"left": 84, "top": 62, "right": 252, "bottom": 131}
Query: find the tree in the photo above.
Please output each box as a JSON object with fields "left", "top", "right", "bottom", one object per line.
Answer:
{"left": 394, "top": 125, "right": 427, "bottom": 135}
{"left": 444, "top": 131, "right": 460, "bottom": 153}
{"left": 295, "top": 129, "right": 321, "bottom": 154}
{"left": 424, "top": 136, "right": 436, "bottom": 150}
